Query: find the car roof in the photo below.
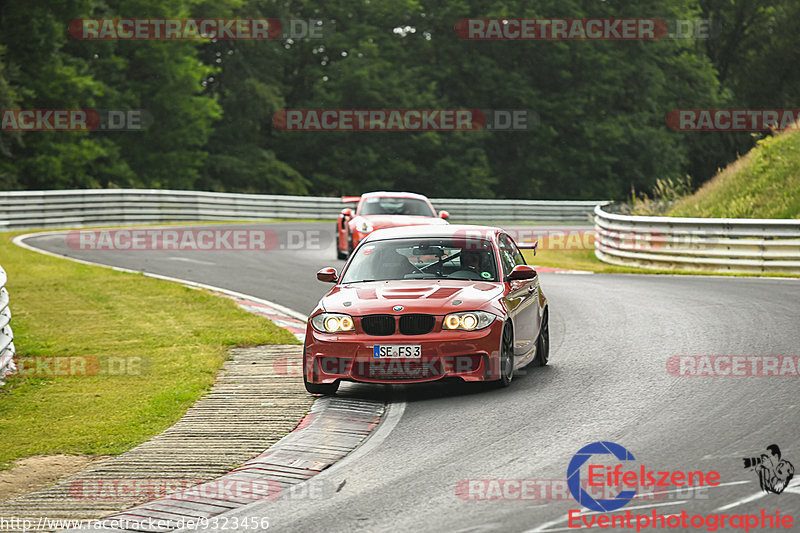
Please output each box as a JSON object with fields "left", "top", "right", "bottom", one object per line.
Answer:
{"left": 360, "top": 191, "right": 430, "bottom": 201}
{"left": 363, "top": 224, "right": 504, "bottom": 242}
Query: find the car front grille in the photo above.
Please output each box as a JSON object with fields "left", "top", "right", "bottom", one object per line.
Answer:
{"left": 398, "top": 314, "right": 435, "bottom": 335}
{"left": 360, "top": 314, "right": 437, "bottom": 336}
{"left": 361, "top": 314, "right": 395, "bottom": 336}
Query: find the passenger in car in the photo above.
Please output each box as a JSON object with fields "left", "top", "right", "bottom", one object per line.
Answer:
{"left": 375, "top": 247, "right": 417, "bottom": 279}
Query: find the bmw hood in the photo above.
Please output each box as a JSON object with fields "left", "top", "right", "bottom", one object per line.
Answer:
{"left": 354, "top": 215, "right": 448, "bottom": 230}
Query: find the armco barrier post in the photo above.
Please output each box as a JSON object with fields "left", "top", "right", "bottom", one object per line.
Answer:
{"left": 0, "top": 264, "right": 15, "bottom": 386}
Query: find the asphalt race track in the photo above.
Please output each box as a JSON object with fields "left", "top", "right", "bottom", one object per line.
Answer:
{"left": 23, "top": 223, "right": 800, "bottom": 532}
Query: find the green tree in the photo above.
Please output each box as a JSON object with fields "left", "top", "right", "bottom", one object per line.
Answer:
{"left": 689, "top": 0, "right": 800, "bottom": 186}
{"left": 0, "top": 0, "right": 132, "bottom": 189}
{"left": 0, "top": 44, "right": 22, "bottom": 189}
{"left": 77, "top": 0, "right": 221, "bottom": 188}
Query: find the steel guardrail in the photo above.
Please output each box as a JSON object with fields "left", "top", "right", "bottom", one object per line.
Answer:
{"left": 0, "top": 189, "right": 608, "bottom": 229}
{"left": 0, "top": 264, "right": 15, "bottom": 386}
{"left": 594, "top": 205, "right": 800, "bottom": 274}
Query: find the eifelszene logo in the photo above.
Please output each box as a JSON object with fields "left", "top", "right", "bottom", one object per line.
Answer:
{"left": 567, "top": 441, "right": 637, "bottom": 512}
{"left": 567, "top": 441, "right": 721, "bottom": 512}
{"left": 743, "top": 444, "right": 795, "bottom": 494}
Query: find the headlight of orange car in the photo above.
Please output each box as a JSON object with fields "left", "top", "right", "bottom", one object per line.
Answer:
{"left": 442, "top": 311, "right": 496, "bottom": 331}
{"left": 310, "top": 313, "right": 355, "bottom": 333}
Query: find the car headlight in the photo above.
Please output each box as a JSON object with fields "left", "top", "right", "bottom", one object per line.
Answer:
{"left": 357, "top": 219, "right": 373, "bottom": 233}
{"left": 443, "top": 311, "right": 496, "bottom": 331}
{"left": 310, "top": 313, "right": 355, "bottom": 333}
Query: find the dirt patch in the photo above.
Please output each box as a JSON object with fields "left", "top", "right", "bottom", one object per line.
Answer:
{"left": 0, "top": 455, "right": 110, "bottom": 503}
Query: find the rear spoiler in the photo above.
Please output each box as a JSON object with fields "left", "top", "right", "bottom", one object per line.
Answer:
{"left": 342, "top": 196, "right": 361, "bottom": 204}
{"left": 517, "top": 240, "right": 538, "bottom": 256}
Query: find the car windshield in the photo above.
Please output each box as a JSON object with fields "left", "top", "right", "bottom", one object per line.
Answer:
{"left": 340, "top": 237, "right": 499, "bottom": 283}
{"left": 359, "top": 197, "right": 435, "bottom": 217}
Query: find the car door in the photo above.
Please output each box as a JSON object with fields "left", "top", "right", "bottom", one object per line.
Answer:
{"left": 337, "top": 212, "right": 349, "bottom": 253}
{"left": 498, "top": 233, "right": 538, "bottom": 361}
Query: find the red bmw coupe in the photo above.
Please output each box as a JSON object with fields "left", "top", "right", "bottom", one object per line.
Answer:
{"left": 305, "top": 224, "right": 549, "bottom": 395}
{"left": 336, "top": 191, "right": 449, "bottom": 259}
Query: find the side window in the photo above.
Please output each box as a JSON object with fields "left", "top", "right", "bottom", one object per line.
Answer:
{"left": 498, "top": 234, "right": 516, "bottom": 276}
{"left": 498, "top": 234, "right": 527, "bottom": 277}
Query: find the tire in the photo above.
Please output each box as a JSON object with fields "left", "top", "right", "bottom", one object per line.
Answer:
{"left": 497, "top": 323, "right": 514, "bottom": 387}
{"left": 305, "top": 379, "right": 339, "bottom": 396}
{"left": 303, "top": 346, "right": 340, "bottom": 395}
{"left": 533, "top": 309, "right": 550, "bottom": 367}
{"left": 346, "top": 234, "right": 354, "bottom": 258}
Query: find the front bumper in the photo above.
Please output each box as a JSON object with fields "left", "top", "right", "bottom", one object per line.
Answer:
{"left": 304, "top": 318, "right": 504, "bottom": 384}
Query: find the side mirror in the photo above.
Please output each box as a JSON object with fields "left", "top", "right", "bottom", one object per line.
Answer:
{"left": 507, "top": 264, "right": 537, "bottom": 281}
{"left": 439, "top": 210, "right": 449, "bottom": 220}
{"left": 341, "top": 208, "right": 353, "bottom": 217}
{"left": 317, "top": 267, "right": 338, "bottom": 283}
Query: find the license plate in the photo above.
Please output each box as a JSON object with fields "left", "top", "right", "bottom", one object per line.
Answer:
{"left": 373, "top": 345, "right": 422, "bottom": 358}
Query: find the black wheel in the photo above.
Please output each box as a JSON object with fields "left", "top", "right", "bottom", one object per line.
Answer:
{"left": 346, "top": 234, "right": 354, "bottom": 258}
{"left": 303, "top": 346, "right": 339, "bottom": 395}
{"left": 533, "top": 310, "right": 550, "bottom": 367}
{"left": 305, "top": 379, "right": 339, "bottom": 395}
{"left": 497, "top": 323, "right": 514, "bottom": 387}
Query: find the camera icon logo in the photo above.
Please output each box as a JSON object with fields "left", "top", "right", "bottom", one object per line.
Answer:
{"left": 743, "top": 444, "right": 794, "bottom": 494}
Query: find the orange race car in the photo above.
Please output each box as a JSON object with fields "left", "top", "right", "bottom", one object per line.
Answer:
{"left": 336, "top": 191, "right": 449, "bottom": 259}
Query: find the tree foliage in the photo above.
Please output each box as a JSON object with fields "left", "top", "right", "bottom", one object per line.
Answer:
{"left": 0, "top": 0, "right": 798, "bottom": 199}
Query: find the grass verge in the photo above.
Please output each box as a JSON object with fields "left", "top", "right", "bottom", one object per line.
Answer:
{"left": 0, "top": 230, "right": 298, "bottom": 470}
{"left": 526, "top": 248, "right": 627, "bottom": 273}
{"left": 670, "top": 126, "right": 800, "bottom": 219}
